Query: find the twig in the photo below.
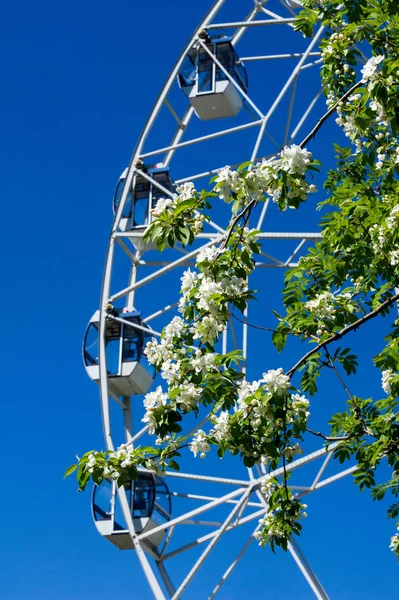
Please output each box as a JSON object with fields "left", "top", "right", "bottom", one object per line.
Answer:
{"left": 222, "top": 199, "right": 257, "bottom": 250}
{"left": 232, "top": 313, "right": 281, "bottom": 333}
{"left": 231, "top": 313, "right": 316, "bottom": 339}
{"left": 306, "top": 427, "right": 352, "bottom": 442}
{"left": 299, "top": 80, "right": 364, "bottom": 149}
{"left": 324, "top": 347, "right": 354, "bottom": 401}
{"left": 286, "top": 291, "right": 399, "bottom": 378}
{"left": 323, "top": 346, "right": 372, "bottom": 435}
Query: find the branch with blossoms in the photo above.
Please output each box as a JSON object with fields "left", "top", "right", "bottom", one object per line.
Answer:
{"left": 68, "top": 0, "right": 399, "bottom": 559}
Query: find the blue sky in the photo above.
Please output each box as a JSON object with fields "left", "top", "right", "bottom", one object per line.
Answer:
{"left": 1, "top": 1, "right": 398, "bottom": 598}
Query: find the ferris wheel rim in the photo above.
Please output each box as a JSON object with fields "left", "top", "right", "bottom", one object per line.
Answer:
{"left": 87, "top": 2, "right": 360, "bottom": 598}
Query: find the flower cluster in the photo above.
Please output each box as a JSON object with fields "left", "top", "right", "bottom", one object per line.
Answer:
{"left": 142, "top": 386, "right": 169, "bottom": 434}
{"left": 370, "top": 202, "right": 399, "bottom": 265}
{"left": 305, "top": 290, "right": 356, "bottom": 336}
{"left": 305, "top": 291, "right": 336, "bottom": 320}
{"left": 262, "top": 368, "right": 290, "bottom": 395}
{"left": 212, "top": 145, "right": 316, "bottom": 211}
{"left": 210, "top": 411, "right": 232, "bottom": 443}
{"left": 254, "top": 488, "right": 308, "bottom": 551}
{"left": 189, "top": 429, "right": 210, "bottom": 458}
{"left": 361, "top": 55, "right": 384, "bottom": 87}
{"left": 184, "top": 371, "right": 309, "bottom": 465}
{"left": 390, "top": 529, "right": 399, "bottom": 557}
{"left": 215, "top": 166, "right": 245, "bottom": 202}
{"left": 176, "top": 181, "right": 196, "bottom": 200}
{"left": 151, "top": 197, "right": 173, "bottom": 218}
{"left": 381, "top": 369, "right": 393, "bottom": 395}
{"left": 280, "top": 145, "right": 312, "bottom": 176}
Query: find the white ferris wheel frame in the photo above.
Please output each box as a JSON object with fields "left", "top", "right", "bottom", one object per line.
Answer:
{"left": 90, "top": 1, "right": 367, "bottom": 598}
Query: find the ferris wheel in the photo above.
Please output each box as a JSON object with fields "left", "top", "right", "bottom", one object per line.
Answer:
{"left": 82, "top": 1, "right": 368, "bottom": 598}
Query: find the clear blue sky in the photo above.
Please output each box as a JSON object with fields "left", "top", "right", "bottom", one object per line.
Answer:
{"left": 1, "top": 1, "right": 397, "bottom": 598}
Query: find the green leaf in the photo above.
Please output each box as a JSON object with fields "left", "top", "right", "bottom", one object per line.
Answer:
{"left": 237, "top": 161, "right": 252, "bottom": 172}
{"left": 64, "top": 463, "right": 78, "bottom": 478}
{"left": 168, "top": 460, "right": 180, "bottom": 471}
{"left": 174, "top": 199, "right": 197, "bottom": 216}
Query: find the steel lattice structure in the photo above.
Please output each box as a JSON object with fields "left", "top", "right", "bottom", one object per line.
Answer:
{"left": 86, "top": 1, "right": 368, "bottom": 598}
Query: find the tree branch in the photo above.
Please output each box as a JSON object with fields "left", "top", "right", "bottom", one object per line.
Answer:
{"left": 222, "top": 198, "right": 257, "bottom": 250}
{"left": 287, "top": 291, "right": 399, "bottom": 378}
{"left": 306, "top": 427, "right": 352, "bottom": 442}
{"left": 231, "top": 313, "right": 281, "bottom": 333}
{"left": 324, "top": 347, "right": 354, "bottom": 401}
{"left": 231, "top": 313, "right": 316, "bottom": 339}
{"left": 299, "top": 80, "right": 364, "bottom": 149}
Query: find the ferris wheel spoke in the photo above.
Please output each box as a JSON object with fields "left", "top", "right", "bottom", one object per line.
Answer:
{"left": 283, "top": 73, "right": 298, "bottom": 145}
{"left": 170, "top": 487, "right": 253, "bottom": 599}
{"left": 140, "top": 119, "right": 263, "bottom": 161}
{"left": 241, "top": 52, "right": 321, "bottom": 60}
{"left": 207, "top": 18, "right": 296, "bottom": 29}
{"left": 289, "top": 87, "right": 324, "bottom": 142}
{"left": 164, "top": 99, "right": 185, "bottom": 127}
{"left": 275, "top": 0, "right": 297, "bottom": 18}
{"left": 110, "top": 236, "right": 224, "bottom": 302}
{"left": 288, "top": 539, "right": 330, "bottom": 600}
{"left": 263, "top": 25, "right": 325, "bottom": 127}
{"left": 163, "top": 106, "right": 195, "bottom": 167}
{"left": 208, "top": 523, "right": 260, "bottom": 600}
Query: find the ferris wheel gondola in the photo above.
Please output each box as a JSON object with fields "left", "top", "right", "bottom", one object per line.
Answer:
{"left": 113, "top": 163, "right": 175, "bottom": 250}
{"left": 177, "top": 34, "right": 248, "bottom": 120}
{"left": 92, "top": 473, "right": 172, "bottom": 550}
{"left": 83, "top": 309, "right": 155, "bottom": 396}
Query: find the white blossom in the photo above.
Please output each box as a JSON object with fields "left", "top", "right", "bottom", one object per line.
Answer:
{"left": 262, "top": 368, "right": 290, "bottom": 395}
{"left": 305, "top": 291, "right": 336, "bottom": 320}
{"left": 260, "top": 478, "right": 274, "bottom": 497}
{"left": 215, "top": 166, "right": 244, "bottom": 202}
{"left": 196, "top": 277, "right": 222, "bottom": 312}
{"left": 382, "top": 369, "right": 393, "bottom": 395}
{"left": 389, "top": 250, "right": 399, "bottom": 266}
{"left": 283, "top": 443, "right": 303, "bottom": 460}
{"left": 369, "top": 224, "right": 387, "bottom": 253}
{"left": 211, "top": 411, "right": 232, "bottom": 442}
{"left": 386, "top": 205, "right": 399, "bottom": 229}
{"left": 236, "top": 379, "right": 261, "bottom": 411}
{"left": 190, "top": 349, "right": 216, "bottom": 373}
{"left": 181, "top": 268, "right": 198, "bottom": 296}
{"left": 142, "top": 386, "right": 168, "bottom": 434}
{"left": 390, "top": 530, "right": 399, "bottom": 554}
{"left": 191, "top": 313, "right": 225, "bottom": 345}
{"left": 176, "top": 181, "right": 196, "bottom": 200}
{"left": 219, "top": 275, "right": 248, "bottom": 297}
{"left": 160, "top": 359, "right": 181, "bottom": 384}
{"left": 175, "top": 382, "right": 202, "bottom": 412}
{"left": 190, "top": 429, "right": 211, "bottom": 458}
{"left": 164, "top": 316, "right": 184, "bottom": 340}
{"left": 361, "top": 55, "right": 384, "bottom": 82}
{"left": 87, "top": 453, "right": 97, "bottom": 473}
{"left": 196, "top": 245, "right": 223, "bottom": 264}
{"left": 151, "top": 197, "right": 173, "bottom": 217}
{"left": 144, "top": 337, "right": 174, "bottom": 366}
{"left": 280, "top": 145, "right": 312, "bottom": 176}
{"left": 291, "top": 393, "right": 310, "bottom": 418}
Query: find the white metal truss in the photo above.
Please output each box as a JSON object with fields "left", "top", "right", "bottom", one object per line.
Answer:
{"left": 89, "top": 1, "right": 361, "bottom": 598}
